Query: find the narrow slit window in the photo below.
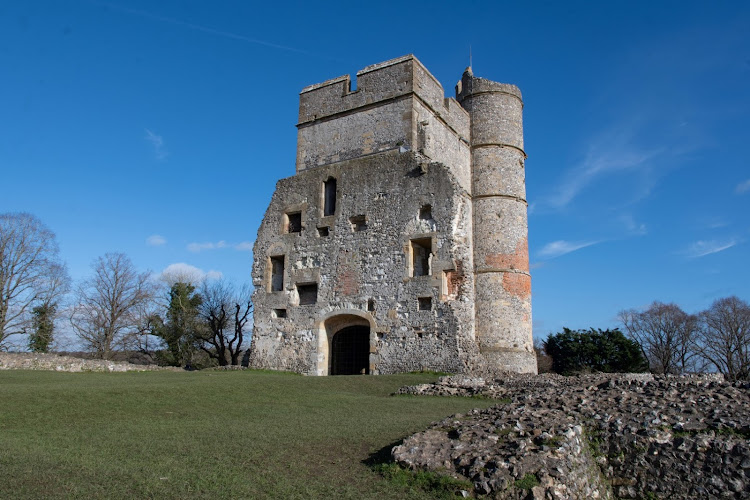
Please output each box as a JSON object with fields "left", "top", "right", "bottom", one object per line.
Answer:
{"left": 367, "top": 299, "right": 375, "bottom": 312}
{"left": 285, "top": 212, "right": 302, "bottom": 233}
{"left": 410, "top": 238, "right": 432, "bottom": 277}
{"left": 270, "top": 255, "right": 285, "bottom": 292}
{"left": 297, "top": 283, "right": 318, "bottom": 305}
{"left": 323, "top": 178, "right": 337, "bottom": 216}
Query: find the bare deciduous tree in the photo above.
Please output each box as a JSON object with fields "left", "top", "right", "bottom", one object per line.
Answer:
{"left": 69, "top": 253, "right": 155, "bottom": 359}
{"left": 196, "top": 280, "right": 251, "bottom": 366}
{"left": 619, "top": 301, "right": 700, "bottom": 374}
{"left": 698, "top": 296, "right": 750, "bottom": 381}
{"left": 0, "top": 213, "right": 70, "bottom": 349}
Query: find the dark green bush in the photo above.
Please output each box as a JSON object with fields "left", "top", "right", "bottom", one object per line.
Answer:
{"left": 544, "top": 327, "right": 648, "bottom": 375}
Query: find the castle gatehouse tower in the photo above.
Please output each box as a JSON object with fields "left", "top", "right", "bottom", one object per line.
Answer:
{"left": 248, "top": 55, "right": 537, "bottom": 375}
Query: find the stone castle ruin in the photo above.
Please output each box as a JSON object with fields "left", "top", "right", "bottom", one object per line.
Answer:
{"left": 248, "top": 55, "right": 536, "bottom": 376}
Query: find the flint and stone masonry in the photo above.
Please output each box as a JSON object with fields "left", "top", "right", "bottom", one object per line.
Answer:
{"left": 248, "top": 55, "right": 537, "bottom": 376}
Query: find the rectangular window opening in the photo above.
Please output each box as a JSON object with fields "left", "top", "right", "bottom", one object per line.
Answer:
{"left": 286, "top": 212, "right": 302, "bottom": 233}
{"left": 270, "top": 256, "right": 285, "bottom": 292}
{"left": 350, "top": 215, "right": 367, "bottom": 232}
{"left": 410, "top": 238, "right": 432, "bottom": 277}
{"left": 419, "top": 204, "right": 432, "bottom": 221}
{"left": 297, "top": 283, "right": 318, "bottom": 305}
{"left": 272, "top": 308, "right": 287, "bottom": 318}
{"left": 418, "top": 297, "right": 432, "bottom": 311}
{"left": 367, "top": 299, "right": 375, "bottom": 312}
{"left": 323, "top": 178, "right": 337, "bottom": 216}
{"left": 317, "top": 226, "right": 330, "bottom": 237}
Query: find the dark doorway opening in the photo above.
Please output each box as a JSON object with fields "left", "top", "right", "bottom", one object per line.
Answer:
{"left": 331, "top": 326, "right": 370, "bottom": 375}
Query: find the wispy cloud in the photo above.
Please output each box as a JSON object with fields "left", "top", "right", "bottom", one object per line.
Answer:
{"left": 698, "top": 216, "right": 729, "bottom": 230}
{"left": 736, "top": 179, "right": 750, "bottom": 194}
{"left": 187, "top": 240, "right": 252, "bottom": 252}
{"left": 537, "top": 240, "right": 600, "bottom": 259}
{"left": 158, "top": 263, "right": 223, "bottom": 285}
{"left": 619, "top": 214, "right": 647, "bottom": 236}
{"left": 145, "top": 129, "right": 167, "bottom": 160}
{"left": 94, "top": 1, "right": 338, "bottom": 59}
{"left": 146, "top": 234, "right": 166, "bottom": 246}
{"left": 187, "top": 241, "right": 227, "bottom": 253}
{"left": 682, "top": 239, "right": 737, "bottom": 258}
{"left": 542, "top": 128, "right": 662, "bottom": 209}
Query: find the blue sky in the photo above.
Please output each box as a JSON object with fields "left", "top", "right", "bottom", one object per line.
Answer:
{"left": 2, "top": 0, "right": 749, "bottom": 342}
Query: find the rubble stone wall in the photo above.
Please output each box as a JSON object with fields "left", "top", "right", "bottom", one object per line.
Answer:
{"left": 249, "top": 150, "right": 484, "bottom": 375}
{"left": 0, "top": 352, "right": 173, "bottom": 372}
{"left": 394, "top": 373, "right": 749, "bottom": 499}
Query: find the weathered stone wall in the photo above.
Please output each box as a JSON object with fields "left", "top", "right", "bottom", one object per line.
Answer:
{"left": 296, "top": 55, "right": 471, "bottom": 189}
{"left": 457, "top": 70, "right": 535, "bottom": 373}
{"left": 395, "top": 373, "right": 750, "bottom": 498}
{"left": 253, "top": 55, "right": 537, "bottom": 376}
{"left": 249, "top": 150, "right": 484, "bottom": 375}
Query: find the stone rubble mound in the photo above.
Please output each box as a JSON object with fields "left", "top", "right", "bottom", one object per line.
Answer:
{"left": 393, "top": 373, "right": 749, "bottom": 499}
{"left": 0, "top": 352, "right": 177, "bottom": 372}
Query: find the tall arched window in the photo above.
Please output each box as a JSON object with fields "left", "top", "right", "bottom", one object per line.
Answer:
{"left": 323, "top": 178, "right": 337, "bottom": 216}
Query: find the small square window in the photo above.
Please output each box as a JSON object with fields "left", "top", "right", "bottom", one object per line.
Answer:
{"left": 418, "top": 297, "right": 432, "bottom": 311}
{"left": 317, "top": 226, "right": 330, "bottom": 237}
{"left": 349, "top": 215, "right": 367, "bottom": 232}
{"left": 286, "top": 212, "right": 302, "bottom": 233}
{"left": 297, "top": 283, "right": 318, "bottom": 305}
{"left": 273, "top": 309, "right": 287, "bottom": 318}
{"left": 419, "top": 205, "right": 432, "bottom": 221}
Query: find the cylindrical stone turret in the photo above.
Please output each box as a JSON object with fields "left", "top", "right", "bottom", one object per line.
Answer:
{"left": 457, "top": 68, "right": 537, "bottom": 374}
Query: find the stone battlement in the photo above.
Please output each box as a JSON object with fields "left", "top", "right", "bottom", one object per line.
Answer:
{"left": 296, "top": 55, "right": 470, "bottom": 176}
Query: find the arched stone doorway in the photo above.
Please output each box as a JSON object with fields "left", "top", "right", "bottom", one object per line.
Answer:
{"left": 331, "top": 326, "right": 370, "bottom": 375}
{"left": 315, "top": 311, "right": 376, "bottom": 376}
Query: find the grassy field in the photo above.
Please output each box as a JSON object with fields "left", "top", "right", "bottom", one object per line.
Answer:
{"left": 0, "top": 370, "right": 495, "bottom": 499}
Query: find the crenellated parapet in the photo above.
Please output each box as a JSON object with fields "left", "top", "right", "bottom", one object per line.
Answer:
{"left": 296, "top": 55, "right": 472, "bottom": 190}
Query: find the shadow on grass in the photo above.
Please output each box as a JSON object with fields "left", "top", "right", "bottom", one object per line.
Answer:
{"left": 362, "top": 439, "right": 404, "bottom": 468}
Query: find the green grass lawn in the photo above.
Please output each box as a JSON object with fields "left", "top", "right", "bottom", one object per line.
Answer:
{"left": 0, "top": 370, "right": 495, "bottom": 499}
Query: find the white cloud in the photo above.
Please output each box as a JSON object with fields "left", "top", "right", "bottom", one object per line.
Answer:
{"left": 187, "top": 240, "right": 227, "bottom": 253}
{"left": 619, "top": 214, "right": 647, "bottom": 236}
{"left": 682, "top": 239, "right": 737, "bottom": 259}
{"left": 145, "top": 129, "right": 168, "bottom": 160}
{"left": 205, "top": 270, "right": 224, "bottom": 281}
{"left": 187, "top": 240, "right": 253, "bottom": 252}
{"left": 146, "top": 234, "right": 166, "bottom": 246}
{"left": 159, "top": 263, "right": 223, "bottom": 285}
{"left": 736, "top": 179, "right": 750, "bottom": 194}
{"left": 537, "top": 240, "right": 600, "bottom": 259}
{"left": 544, "top": 133, "right": 662, "bottom": 209}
